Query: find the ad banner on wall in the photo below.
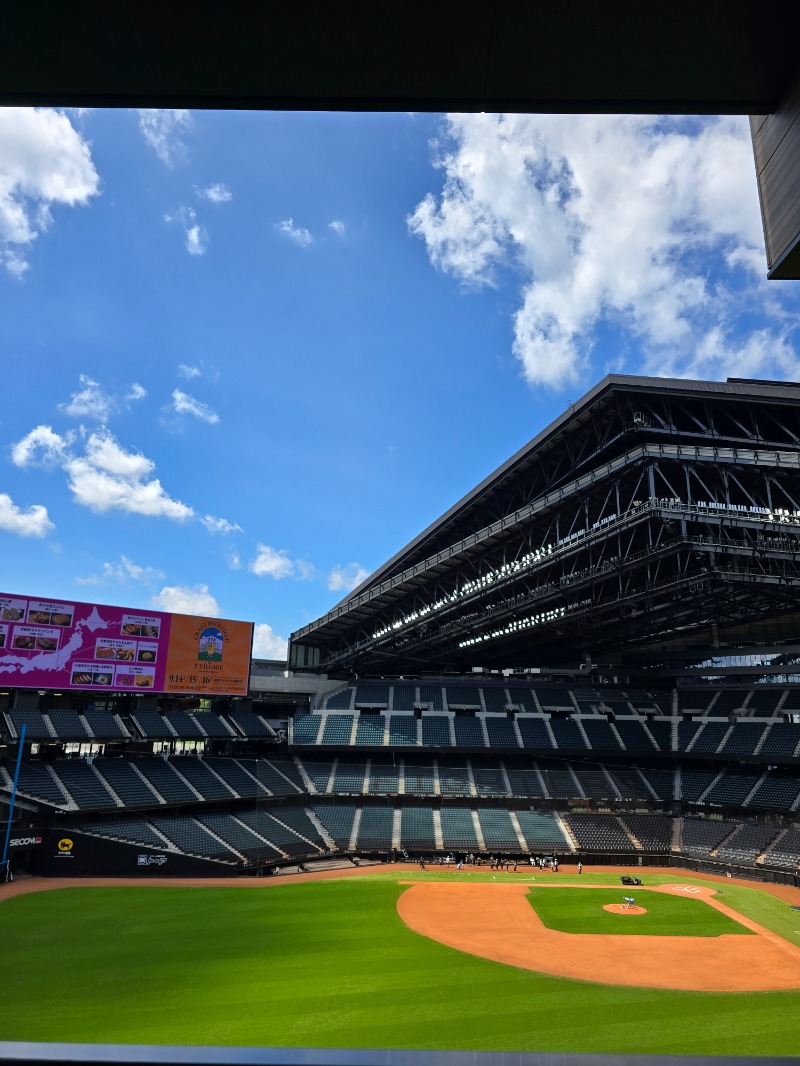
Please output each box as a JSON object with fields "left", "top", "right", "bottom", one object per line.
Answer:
{"left": 0, "top": 592, "right": 253, "bottom": 696}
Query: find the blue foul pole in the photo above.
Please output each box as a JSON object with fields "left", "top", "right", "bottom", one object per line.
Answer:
{"left": 2, "top": 722, "right": 26, "bottom": 874}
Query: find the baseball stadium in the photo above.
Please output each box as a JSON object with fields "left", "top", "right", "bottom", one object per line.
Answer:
{"left": 3, "top": 373, "right": 800, "bottom": 1057}
{"left": 4, "top": 6, "right": 800, "bottom": 1065}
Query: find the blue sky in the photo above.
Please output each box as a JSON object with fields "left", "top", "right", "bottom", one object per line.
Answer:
{"left": 1, "top": 108, "right": 798, "bottom": 657}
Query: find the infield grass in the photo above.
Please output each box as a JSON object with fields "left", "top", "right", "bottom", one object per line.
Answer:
{"left": 527, "top": 886, "right": 753, "bottom": 936}
{"left": 1, "top": 873, "right": 799, "bottom": 1056}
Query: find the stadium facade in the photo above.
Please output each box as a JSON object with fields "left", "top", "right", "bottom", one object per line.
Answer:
{"left": 2, "top": 376, "right": 800, "bottom": 883}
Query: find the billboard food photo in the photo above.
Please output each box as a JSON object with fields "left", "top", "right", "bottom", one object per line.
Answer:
{"left": 0, "top": 593, "right": 253, "bottom": 695}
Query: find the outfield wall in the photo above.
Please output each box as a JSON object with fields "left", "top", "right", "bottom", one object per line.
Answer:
{"left": 31, "top": 829, "right": 235, "bottom": 878}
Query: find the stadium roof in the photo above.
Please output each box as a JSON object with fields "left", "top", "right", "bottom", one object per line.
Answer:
{"left": 336, "top": 375, "right": 800, "bottom": 605}
{"left": 292, "top": 374, "right": 800, "bottom": 675}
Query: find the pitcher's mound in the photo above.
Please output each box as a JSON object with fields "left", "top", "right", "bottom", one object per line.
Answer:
{"left": 603, "top": 903, "right": 647, "bottom": 915}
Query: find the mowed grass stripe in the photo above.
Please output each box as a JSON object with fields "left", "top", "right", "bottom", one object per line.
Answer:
{"left": 0, "top": 880, "right": 799, "bottom": 1055}
{"left": 527, "top": 887, "right": 753, "bottom": 936}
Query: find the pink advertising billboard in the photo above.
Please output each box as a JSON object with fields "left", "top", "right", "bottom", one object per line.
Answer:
{"left": 0, "top": 592, "right": 253, "bottom": 696}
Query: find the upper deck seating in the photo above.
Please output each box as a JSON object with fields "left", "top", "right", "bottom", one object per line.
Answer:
{"left": 485, "top": 717, "right": 520, "bottom": 748}
{"left": 169, "top": 756, "right": 236, "bottom": 800}
{"left": 321, "top": 715, "right": 354, "bottom": 745}
{"left": 453, "top": 716, "right": 485, "bottom": 748}
{"left": 517, "top": 717, "right": 554, "bottom": 749}
{"left": 388, "top": 716, "right": 418, "bottom": 746}
{"left": 421, "top": 715, "right": 452, "bottom": 746}
{"left": 84, "top": 710, "right": 129, "bottom": 739}
{"left": 53, "top": 759, "right": 117, "bottom": 808}
{"left": 47, "top": 709, "right": 90, "bottom": 740}
{"left": 354, "top": 715, "right": 386, "bottom": 746}
{"left": 292, "top": 715, "right": 323, "bottom": 744}
{"left": 93, "top": 757, "right": 161, "bottom": 805}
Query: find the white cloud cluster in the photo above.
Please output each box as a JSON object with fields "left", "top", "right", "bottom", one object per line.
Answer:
{"left": 76, "top": 554, "right": 165, "bottom": 587}
{"left": 12, "top": 424, "right": 194, "bottom": 521}
{"left": 150, "top": 583, "right": 219, "bottom": 615}
{"left": 197, "top": 183, "right": 232, "bottom": 203}
{"left": 274, "top": 218, "right": 313, "bottom": 247}
{"left": 137, "top": 109, "right": 192, "bottom": 167}
{"left": 172, "top": 388, "right": 219, "bottom": 424}
{"left": 327, "top": 562, "right": 370, "bottom": 592}
{"left": 0, "top": 107, "right": 99, "bottom": 277}
{"left": 328, "top": 219, "right": 345, "bottom": 236}
{"left": 250, "top": 544, "right": 296, "bottom": 580}
{"left": 409, "top": 114, "right": 797, "bottom": 387}
{"left": 165, "top": 206, "right": 207, "bottom": 256}
{"left": 0, "top": 492, "right": 54, "bottom": 538}
{"left": 252, "top": 622, "right": 288, "bottom": 660}
{"left": 59, "top": 374, "right": 146, "bottom": 421}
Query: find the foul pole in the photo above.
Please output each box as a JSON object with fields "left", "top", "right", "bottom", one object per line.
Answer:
{"left": 1, "top": 722, "right": 26, "bottom": 878}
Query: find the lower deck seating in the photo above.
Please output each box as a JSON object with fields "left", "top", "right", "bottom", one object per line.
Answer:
{"left": 313, "top": 804, "right": 357, "bottom": 848}
{"left": 476, "top": 808, "right": 519, "bottom": 849}
{"left": 515, "top": 810, "right": 567, "bottom": 851}
{"left": 399, "top": 806, "right": 436, "bottom": 848}
{"left": 563, "top": 813, "right": 632, "bottom": 851}
{"left": 357, "top": 806, "right": 394, "bottom": 849}
{"left": 620, "top": 814, "right": 672, "bottom": 851}
{"left": 680, "top": 818, "right": 739, "bottom": 856}
{"left": 439, "top": 807, "right": 479, "bottom": 848}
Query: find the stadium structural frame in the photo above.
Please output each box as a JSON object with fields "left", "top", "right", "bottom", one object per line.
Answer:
{"left": 290, "top": 375, "right": 800, "bottom": 678}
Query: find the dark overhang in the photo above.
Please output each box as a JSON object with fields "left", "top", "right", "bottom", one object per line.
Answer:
{"left": 3, "top": 2, "right": 799, "bottom": 113}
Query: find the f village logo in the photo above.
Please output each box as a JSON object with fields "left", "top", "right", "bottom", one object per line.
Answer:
{"left": 137, "top": 854, "right": 168, "bottom": 866}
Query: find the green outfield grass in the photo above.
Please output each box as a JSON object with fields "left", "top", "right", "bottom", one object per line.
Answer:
{"left": 1, "top": 872, "right": 799, "bottom": 1056}
{"left": 527, "top": 886, "right": 753, "bottom": 936}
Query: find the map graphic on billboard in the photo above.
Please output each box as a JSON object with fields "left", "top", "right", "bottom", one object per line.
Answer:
{"left": 0, "top": 593, "right": 253, "bottom": 696}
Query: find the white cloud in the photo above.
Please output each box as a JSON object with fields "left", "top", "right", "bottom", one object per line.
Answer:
{"left": 11, "top": 424, "right": 72, "bottom": 468}
{"left": 164, "top": 206, "right": 207, "bottom": 255}
{"left": 66, "top": 433, "right": 194, "bottom": 520}
{"left": 202, "top": 514, "right": 242, "bottom": 534}
{"left": 0, "top": 492, "right": 54, "bottom": 538}
{"left": 76, "top": 554, "right": 165, "bottom": 587}
{"left": 137, "top": 109, "right": 192, "bottom": 167}
{"left": 12, "top": 424, "right": 194, "bottom": 522}
{"left": 327, "top": 563, "right": 370, "bottom": 592}
{"left": 328, "top": 219, "right": 345, "bottom": 236}
{"left": 226, "top": 549, "right": 242, "bottom": 571}
{"left": 0, "top": 107, "right": 99, "bottom": 277}
{"left": 251, "top": 544, "right": 296, "bottom": 579}
{"left": 172, "top": 388, "right": 219, "bottom": 424}
{"left": 150, "top": 583, "right": 219, "bottom": 616}
{"left": 197, "top": 183, "right": 232, "bottom": 203}
{"left": 59, "top": 375, "right": 115, "bottom": 421}
{"left": 275, "top": 218, "right": 313, "bottom": 247}
{"left": 126, "top": 383, "right": 147, "bottom": 403}
{"left": 252, "top": 622, "right": 288, "bottom": 660}
{"left": 409, "top": 114, "right": 795, "bottom": 388}
{"left": 178, "top": 363, "right": 201, "bottom": 379}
